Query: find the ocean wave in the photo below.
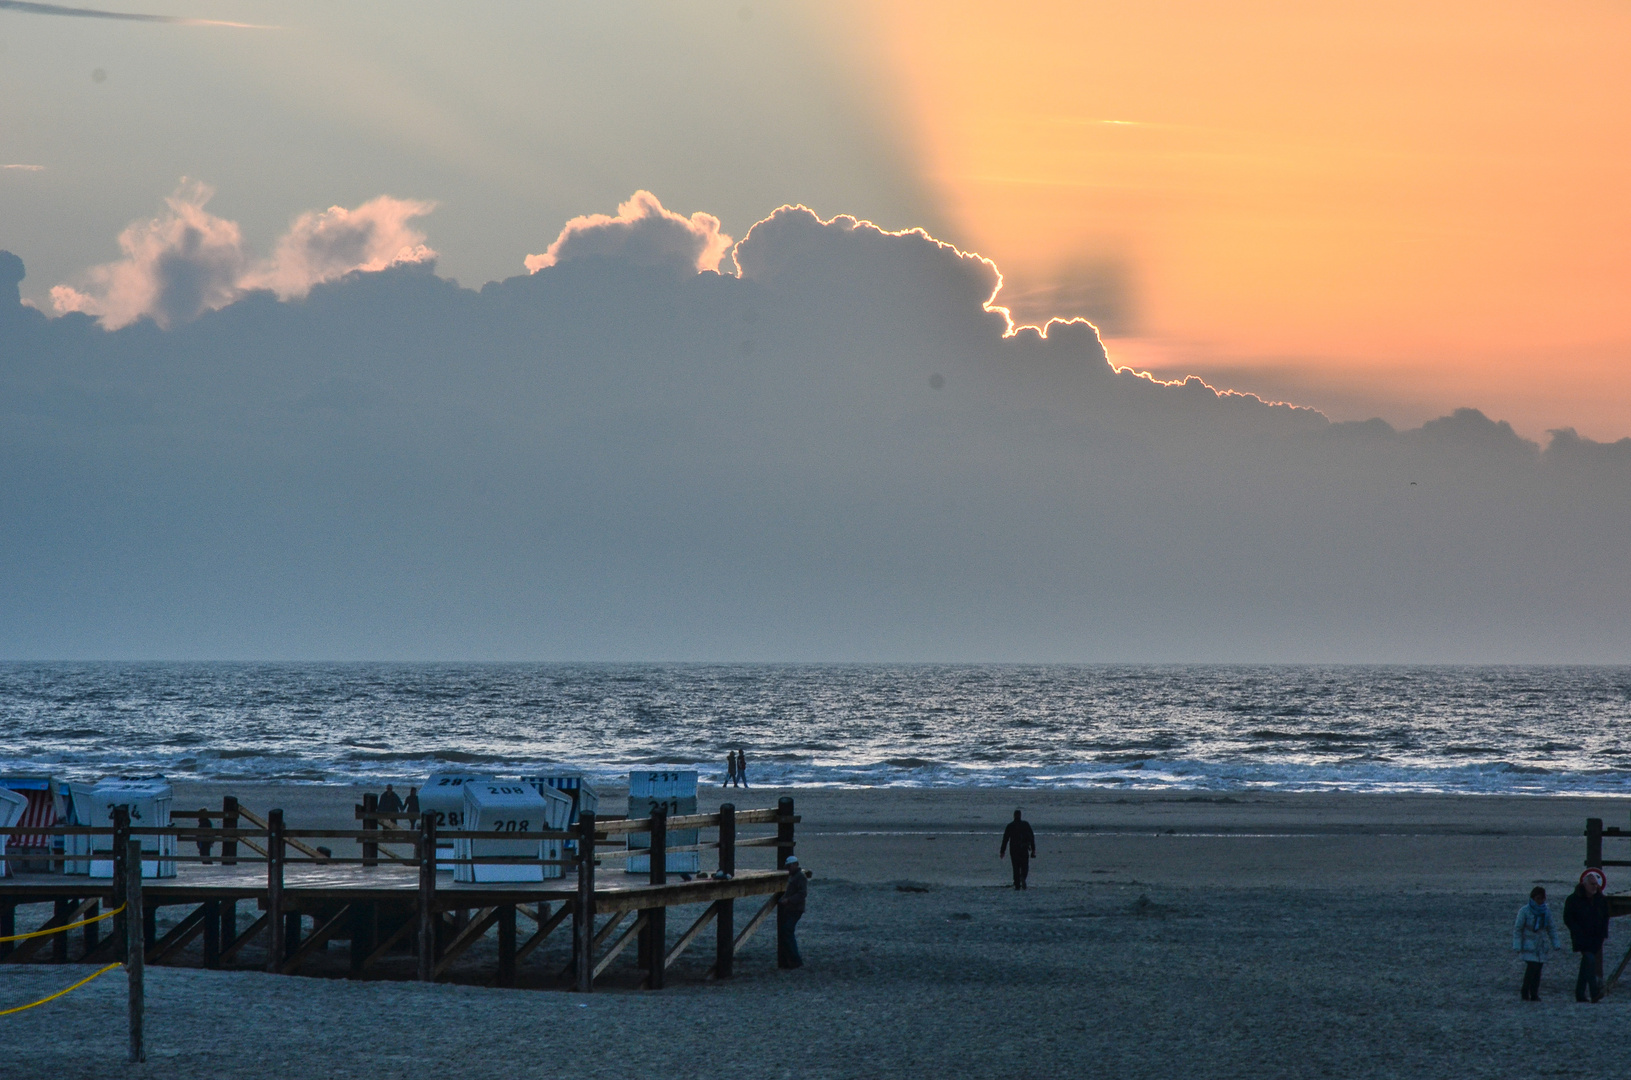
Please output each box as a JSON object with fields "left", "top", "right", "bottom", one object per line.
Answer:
{"left": 4, "top": 662, "right": 1631, "bottom": 795}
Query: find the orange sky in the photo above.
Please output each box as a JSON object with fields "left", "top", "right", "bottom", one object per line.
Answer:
{"left": 833, "top": 0, "right": 1631, "bottom": 438}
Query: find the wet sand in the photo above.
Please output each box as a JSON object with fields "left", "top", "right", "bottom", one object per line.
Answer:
{"left": 4, "top": 786, "right": 1628, "bottom": 1079}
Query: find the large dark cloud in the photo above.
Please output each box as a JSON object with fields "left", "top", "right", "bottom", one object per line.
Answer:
{"left": 1, "top": 201, "right": 1628, "bottom": 661}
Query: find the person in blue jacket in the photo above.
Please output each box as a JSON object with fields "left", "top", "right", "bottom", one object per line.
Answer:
{"left": 1513, "top": 885, "right": 1558, "bottom": 1001}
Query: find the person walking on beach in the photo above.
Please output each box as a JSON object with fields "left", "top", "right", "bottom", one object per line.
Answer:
{"left": 736, "top": 748, "right": 749, "bottom": 788}
{"left": 195, "top": 807, "right": 214, "bottom": 865}
{"left": 724, "top": 751, "right": 737, "bottom": 788}
{"left": 778, "top": 854, "right": 807, "bottom": 968}
{"left": 1514, "top": 885, "right": 1559, "bottom": 1000}
{"left": 378, "top": 784, "right": 404, "bottom": 821}
{"left": 1564, "top": 868, "right": 1611, "bottom": 1002}
{"left": 999, "top": 809, "right": 1037, "bottom": 890}
{"left": 404, "top": 787, "right": 420, "bottom": 827}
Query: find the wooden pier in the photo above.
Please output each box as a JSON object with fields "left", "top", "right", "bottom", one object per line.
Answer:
{"left": 0, "top": 798, "right": 799, "bottom": 991}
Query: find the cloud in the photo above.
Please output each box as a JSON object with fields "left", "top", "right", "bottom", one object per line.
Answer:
{"left": 50, "top": 183, "right": 436, "bottom": 328}
{"left": 50, "top": 180, "right": 247, "bottom": 329}
{"left": 524, "top": 190, "right": 732, "bottom": 275}
{"left": 0, "top": 1, "right": 270, "bottom": 28}
{"left": 243, "top": 196, "right": 436, "bottom": 301}
{"left": 3, "top": 164, "right": 45, "bottom": 171}
{"left": 5, "top": 192, "right": 1631, "bottom": 661}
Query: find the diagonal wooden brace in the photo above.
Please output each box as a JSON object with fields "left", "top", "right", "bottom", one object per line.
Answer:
{"left": 281, "top": 905, "right": 354, "bottom": 974}
{"left": 665, "top": 900, "right": 722, "bottom": 971}
{"left": 592, "top": 912, "right": 648, "bottom": 979}
{"left": 516, "top": 901, "right": 573, "bottom": 964}
{"left": 432, "top": 907, "right": 500, "bottom": 978}
{"left": 218, "top": 913, "right": 270, "bottom": 963}
{"left": 732, "top": 893, "right": 781, "bottom": 957}
{"left": 147, "top": 904, "right": 209, "bottom": 964}
{"left": 5, "top": 898, "right": 97, "bottom": 964}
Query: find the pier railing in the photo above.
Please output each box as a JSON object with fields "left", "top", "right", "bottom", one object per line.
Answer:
{"left": 0, "top": 798, "right": 800, "bottom": 992}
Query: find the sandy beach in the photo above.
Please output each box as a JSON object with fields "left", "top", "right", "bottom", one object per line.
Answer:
{"left": 4, "top": 785, "right": 1629, "bottom": 1079}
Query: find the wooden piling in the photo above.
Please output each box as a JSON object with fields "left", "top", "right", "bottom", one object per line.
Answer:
{"left": 53, "top": 899, "right": 70, "bottom": 962}
{"left": 221, "top": 795, "right": 239, "bottom": 866}
{"left": 417, "top": 815, "right": 437, "bottom": 982}
{"left": 716, "top": 802, "right": 735, "bottom": 979}
{"left": 125, "top": 839, "right": 146, "bottom": 1064}
{"left": 497, "top": 904, "right": 517, "bottom": 987}
{"left": 361, "top": 793, "right": 379, "bottom": 868}
{"left": 83, "top": 899, "right": 100, "bottom": 958}
{"left": 0, "top": 899, "right": 13, "bottom": 961}
{"left": 575, "top": 810, "right": 596, "bottom": 992}
{"left": 266, "top": 809, "right": 285, "bottom": 973}
{"left": 775, "top": 797, "right": 795, "bottom": 967}
{"left": 1587, "top": 817, "right": 1604, "bottom": 869}
{"left": 645, "top": 805, "right": 667, "bottom": 990}
{"left": 349, "top": 902, "right": 375, "bottom": 975}
{"left": 203, "top": 899, "right": 221, "bottom": 968}
{"left": 110, "top": 805, "right": 130, "bottom": 949}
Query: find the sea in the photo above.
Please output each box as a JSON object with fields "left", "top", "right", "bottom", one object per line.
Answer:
{"left": 1, "top": 663, "right": 1630, "bottom": 795}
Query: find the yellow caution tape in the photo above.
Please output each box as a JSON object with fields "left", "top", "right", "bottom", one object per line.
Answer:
{"left": 0, "top": 903, "right": 126, "bottom": 943}
{"left": 0, "top": 962, "right": 123, "bottom": 1016}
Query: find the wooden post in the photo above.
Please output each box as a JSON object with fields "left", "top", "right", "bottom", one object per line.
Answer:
{"left": 221, "top": 795, "right": 239, "bottom": 866}
{"left": 1587, "top": 817, "right": 1604, "bottom": 869}
{"left": 0, "top": 899, "right": 13, "bottom": 961}
{"left": 716, "top": 803, "right": 735, "bottom": 979}
{"left": 144, "top": 904, "right": 158, "bottom": 954}
{"left": 574, "top": 810, "right": 596, "bottom": 992}
{"left": 361, "top": 793, "right": 379, "bottom": 868}
{"left": 219, "top": 898, "right": 236, "bottom": 959}
{"left": 125, "top": 838, "right": 146, "bottom": 1065}
{"left": 775, "top": 797, "right": 795, "bottom": 968}
{"left": 497, "top": 904, "right": 517, "bottom": 987}
{"left": 284, "top": 912, "right": 302, "bottom": 960}
{"left": 417, "top": 815, "right": 437, "bottom": 982}
{"left": 203, "top": 899, "right": 221, "bottom": 968}
{"left": 265, "top": 809, "right": 285, "bottom": 973}
{"left": 349, "top": 902, "right": 374, "bottom": 975}
{"left": 83, "top": 900, "right": 100, "bottom": 957}
{"left": 111, "top": 805, "right": 130, "bottom": 950}
{"left": 646, "top": 805, "right": 667, "bottom": 990}
{"left": 53, "top": 899, "right": 70, "bottom": 962}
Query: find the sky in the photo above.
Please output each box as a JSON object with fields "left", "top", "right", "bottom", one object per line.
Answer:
{"left": 3, "top": 0, "right": 1630, "bottom": 439}
{"left": 1, "top": 2, "right": 1629, "bottom": 661}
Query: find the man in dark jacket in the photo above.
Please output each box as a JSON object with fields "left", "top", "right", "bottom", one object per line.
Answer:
{"left": 777, "top": 854, "right": 807, "bottom": 968}
{"left": 1563, "top": 867, "right": 1611, "bottom": 1002}
{"left": 999, "top": 810, "right": 1037, "bottom": 890}
{"left": 378, "top": 784, "right": 404, "bottom": 820}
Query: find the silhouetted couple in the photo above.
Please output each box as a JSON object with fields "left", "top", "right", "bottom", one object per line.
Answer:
{"left": 999, "top": 809, "right": 1036, "bottom": 890}
{"left": 377, "top": 784, "right": 420, "bottom": 824}
{"left": 724, "top": 749, "right": 749, "bottom": 788}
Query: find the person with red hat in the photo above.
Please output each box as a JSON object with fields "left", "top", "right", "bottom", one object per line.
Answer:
{"left": 1563, "top": 867, "right": 1611, "bottom": 1002}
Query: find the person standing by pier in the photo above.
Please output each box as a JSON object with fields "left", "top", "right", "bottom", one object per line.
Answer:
{"left": 736, "top": 748, "right": 749, "bottom": 788}
{"left": 196, "top": 807, "right": 214, "bottom": 865}
{"left": 1514, "top": 885, "right": 1558, "bottom": 1001}
{"left": 378, "top": 784, "right": 403, "bottom": 822}
{"left": 724, "top": 751, "right": 737, "bottom": 788}
{"left": 778, "top": 853, "right": 807, "bottom": 968}
{"left": 1564, "top": 868, "right": 1611, "bottom": 1002}
{"left": 999, "top": 809, "right": 1036, "bottom": 890}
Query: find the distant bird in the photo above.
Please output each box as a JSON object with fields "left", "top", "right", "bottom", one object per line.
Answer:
{"left": 1410, "top": 481, "right": 1417, "bottom": 485}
